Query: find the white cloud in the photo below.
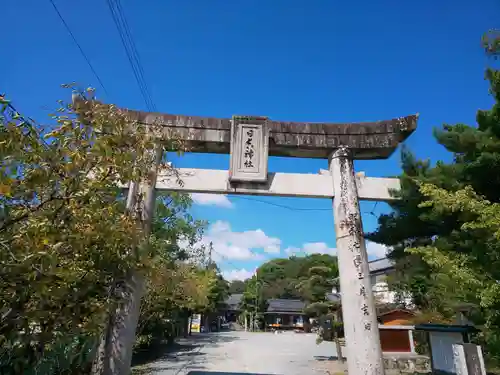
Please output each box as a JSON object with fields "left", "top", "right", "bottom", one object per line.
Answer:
{"left": 284, "top": 240, "right": 389, "bottom": 259}
{"left": 285, "top": 242, "right": 336, "bottom": 256}
{"left": 366, "top": 241, "right": 389, "bottom": 259}
{"left": 190, "top": 221, "right": 281, "bottom": 261}
{"left": 191, "top": 193, "right": 233, "bottom": 208}
{"left": 222, "top": 268, "right": 255, "bottom": 281}
{"left": 303, "top": 242, "right": 336, "bottom": 255}
{"left": 285, "top": 246, "right": 301, "bottom": 256}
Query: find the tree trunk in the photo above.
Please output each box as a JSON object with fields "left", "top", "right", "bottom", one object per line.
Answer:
{"left": 204, "top": 315, "right": 210, "bottom": 333}
{"left": 184, "top": 314, "right": 189, "bottom": 338}
{"left": 335, "top": 334, "right": 344, "bottom": 363}
{"left": 334, "top": 310, "right": 344, "bottom": 363}
{"left": 91, "top": 144, "right": 162, "bottom": 375}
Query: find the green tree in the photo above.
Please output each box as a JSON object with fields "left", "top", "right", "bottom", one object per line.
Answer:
{"left": 408, "top": 183, "right": 500, "bottom": 364}
{"left": 296, "top": 265, "right": 336, "bottom": 304}
{"left": 239, "top": 254, "right": 339, "bottom": 330}
{"left": 240, "top": 275, "right": 268, "bottom": 331}
{"left": 368, "top": 66, "right": 500, "bottom": 310}
{"left": 250, "top": 254, "right": 339, "bottom": 302}
{"left": 296, "top": 264, "right": 342, "bottom": 356}
{"left": 0, "top": 89, "right": 190, "bottom": 374}
{"left": 228, "top": 280, "right": 246, "bottom": 294}
{"left": 137, "top": 261, "right": 218, "bottom": 346}
{"left": 134, "top": 194, "right": 213, "bottom": 348}
{"left": 367, "top": 39, "right": 500, "bottom": 365}
{"left": 204, "top": 261, "right": 230, "bottom": 316}
{"left": 483, "top": 29, "right": 500, "bottom": 58}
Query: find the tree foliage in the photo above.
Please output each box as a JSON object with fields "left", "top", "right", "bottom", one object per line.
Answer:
{"left": 296, "top": 266, "right": 336, "bottom": 305}
{"left": 239, "top": 254, "right": 339, "bottom": 321}
{"left": 136, "top": 262, "right": 218, "bottom": 347}
{"left": 204, "top": 262, "right": 230, "bottom": 314}
{"left": 483, "top": 29, "right": 500, "bottom": 59}
{"left": 408, "top": 183, "right": 500, "bottom": 363}
{"left": 0, "top": 89, "right": 219, "bottom": 374}
{"left": 367, "top": 44, "right": 500, "bottom": 365}
{"left": 134, "top": 194, "right": 217, "bottom": 348}
{"left": 228, "top": 280, "right": 246, "bottom": 294}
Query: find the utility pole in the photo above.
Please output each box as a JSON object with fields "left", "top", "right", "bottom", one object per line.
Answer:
{"left": 253, "top": 268, "right": 261, "bottom": 332}
{"left": 254, "top": 277, "right": 259, "bottom": 332}
{"left": 208, "top": 242, "right": 213, "bottom": 268}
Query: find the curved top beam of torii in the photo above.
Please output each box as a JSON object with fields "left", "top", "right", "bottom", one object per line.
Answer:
{"left": 124, "top": 108, "right": 418, "bottom": 160}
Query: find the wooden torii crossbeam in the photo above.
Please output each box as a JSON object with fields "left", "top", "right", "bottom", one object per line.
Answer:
{"left": 124, "top": 109, "right": 417, "bottom": 160}
{"left": 88, "top": 98, "right": 417, "bottom": 375}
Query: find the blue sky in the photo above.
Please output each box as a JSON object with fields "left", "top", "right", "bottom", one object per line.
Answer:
{"left": 3, "top": 0, "right": 499, "bottom": 280}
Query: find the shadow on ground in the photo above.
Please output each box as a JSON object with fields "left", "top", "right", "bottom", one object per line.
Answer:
{"left": 132, "top": 333, "right": 240, "bottom": 369}
{"left": 132, "top": 347, "right": 208, "bottom": 375}
{"left": 187, "top": 372, "right": 278, "bottom": 375}
{"left": 314, "top": 355, "right": 346, "bottom": 361}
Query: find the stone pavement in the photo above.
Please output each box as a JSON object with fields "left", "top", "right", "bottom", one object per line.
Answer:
{"left": 132, "top": 331, "right": 347, "bottom": 375}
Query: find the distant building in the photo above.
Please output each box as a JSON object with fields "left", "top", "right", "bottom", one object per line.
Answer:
{"left": 331, "top": 257, "right": 412, "bottom": 307}
{"left": 378, "top": 308, "right": 415, "bottom": 326}
{"left": 224, "top": 293, "right": 243, "bottom": 322}
{"left": 223, "top": 257, "right": 412, "bottom": 330}
{"left": 264, "top": 299, "right": 306, "bottom": 330}
{"left": 376, "top": 309, "right": 416, "bottom": 353}
{"left": 368, "top": 257, "right": 397, "bottom": 304}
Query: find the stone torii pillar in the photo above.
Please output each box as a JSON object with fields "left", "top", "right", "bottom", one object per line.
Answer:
{"left": 330, "top": 146, "right": 384, "bottom": 375}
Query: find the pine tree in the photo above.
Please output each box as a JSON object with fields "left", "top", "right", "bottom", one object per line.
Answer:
{"left": 367, "top": 36, "right": 500, "bottom": 364}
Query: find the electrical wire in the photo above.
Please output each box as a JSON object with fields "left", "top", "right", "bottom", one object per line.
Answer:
{"left": 210, "top": 247, "right": 244, "bottom": 270}
{"left": 231, "top": 195, "right": 331, "bottom": 211}
{"left": 231, "top": 195, "right": 381, "bottom": 217}
{"left": 48, "top": 0, "right": 109, "bottom": 96}
{"left": 105, "top": 0, "right": 156, "bottom": 111}
{"left": 113, "top": 0, "right": 152, "bottom": 107}
{"left": 367, "top": 201, "right": 379, "bottom": 218}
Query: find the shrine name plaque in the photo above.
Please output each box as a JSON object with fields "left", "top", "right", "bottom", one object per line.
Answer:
{"left": 229, "top": 115, "right": 269, "bottom": 183}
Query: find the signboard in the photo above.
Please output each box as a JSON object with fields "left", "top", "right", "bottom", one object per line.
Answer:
{"left": 190, "top": 313, "right": 201, "bottom": 333}
{"left": 229, "top": 115, "right": 269, "bottom": 183}
{"left": 463, "top": 344, "right": 486, "bottom": 375}
{"left": 431, "top": 332, "right": 464, "bottom": 373}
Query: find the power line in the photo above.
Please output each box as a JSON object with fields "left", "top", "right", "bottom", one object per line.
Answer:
{"left": 231, "top": 195, "right": 384, "bottom": 217}
{"left": 231, "top": 195, "right": 331, "bottom": 211}
{"left": 113, "top": 0, "right": 152, "bottom": 108}
{"left": 366, "top": 201, "right": 379, "bottom": 218}
{"left": 105, "top": 0, "right": 156, "bottom": 112}
{"left": 48, "top": 0, "right": 109, "bottom": 96}
{"left": 210, "top": 247, "right": 259, "bottom": 282}
{"left": 210, "top": 247, "right": 243, "bottom": 270}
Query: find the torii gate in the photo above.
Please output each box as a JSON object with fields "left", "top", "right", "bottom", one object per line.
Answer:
{"left": 126, "top": 109, "right": 418, "bottom": 375}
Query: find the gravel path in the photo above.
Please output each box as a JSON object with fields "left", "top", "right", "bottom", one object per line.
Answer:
{"left": 133, "top": 331, "right": 346, "bottom": 375}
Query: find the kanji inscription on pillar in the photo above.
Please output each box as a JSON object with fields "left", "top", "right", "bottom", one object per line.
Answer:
{"left": 229, "top": 115, "right": 269, "bottom": 183}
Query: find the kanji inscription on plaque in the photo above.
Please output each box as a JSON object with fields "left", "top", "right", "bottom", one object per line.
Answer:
{"left": 229, "top": 115, "right": 269, "bottom": 183}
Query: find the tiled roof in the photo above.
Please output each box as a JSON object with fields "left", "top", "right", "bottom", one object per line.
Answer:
{"left": 326, "top": 293, "right": 341, "bottom": 303}
{"left": 267, "top": 299, "right": 305, "bottom": 313}
{"left": 225, "top": 294, "right": 243, "bottom": 309}
{"left": 368, "top": 257, "right": 394, "bottom": 274}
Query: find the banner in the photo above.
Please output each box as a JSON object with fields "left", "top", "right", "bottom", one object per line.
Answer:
{"left": 190, "top": 313, "right": 201, "bottom": 333}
